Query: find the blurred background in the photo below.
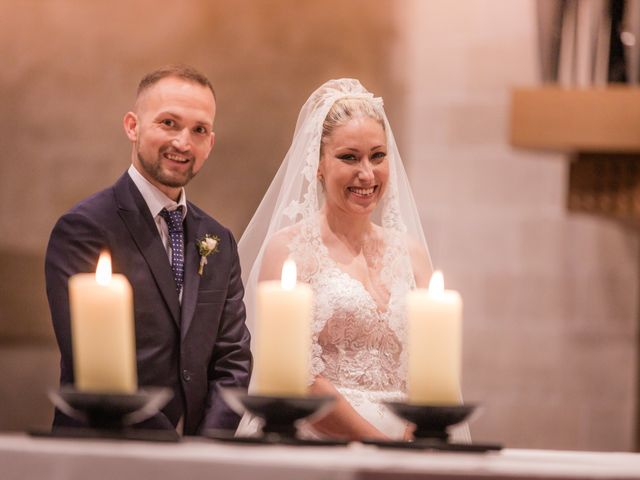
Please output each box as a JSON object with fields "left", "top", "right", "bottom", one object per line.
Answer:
{"left": 0, "top": 0, "right": 638, "bottom": 451}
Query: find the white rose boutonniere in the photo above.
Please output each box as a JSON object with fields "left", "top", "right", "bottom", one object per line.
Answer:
{"left": 196, "top": 234, "right": 220, "bottom": 275}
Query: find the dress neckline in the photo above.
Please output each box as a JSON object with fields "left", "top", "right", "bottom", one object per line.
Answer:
{"left": 313, "top": 221, "right": 392, "bottom": 315}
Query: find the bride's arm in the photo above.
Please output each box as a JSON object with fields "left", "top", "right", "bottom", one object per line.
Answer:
{"left": 407, "top": 236, "right": 433, "bottom": 289}
{"left": 308, "top": 375, "right": 388, "bottom": 440}
{"left": 259, "top": 232, "right": 388, "bottom": 441}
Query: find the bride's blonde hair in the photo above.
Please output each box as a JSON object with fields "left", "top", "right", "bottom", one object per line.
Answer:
{"left": 320, "top": 98, "right": 385, "bottom": 154}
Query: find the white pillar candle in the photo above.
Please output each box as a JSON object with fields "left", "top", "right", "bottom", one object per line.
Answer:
{"left": 69, "top": 251, "right": 137, "bottom": 393}
{"left": 407, "top": 271, "right": 462, "bottom": 405}
{"left": 255, "top": 259, "right": 312, "bottom": 396}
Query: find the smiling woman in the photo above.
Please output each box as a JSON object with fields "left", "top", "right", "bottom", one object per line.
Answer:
{"left": 236, "top": 79, "right": 459, "bottom": 442}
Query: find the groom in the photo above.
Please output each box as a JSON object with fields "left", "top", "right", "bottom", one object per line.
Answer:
{"left": 45, "top": 65, "right": 251, "bottom": 435}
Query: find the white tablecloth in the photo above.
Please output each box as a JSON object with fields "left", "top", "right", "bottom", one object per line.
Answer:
{"left": 1, "top": 433, "right": 640, "bottom": 480}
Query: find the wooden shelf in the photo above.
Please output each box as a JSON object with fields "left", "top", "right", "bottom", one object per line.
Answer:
{"left": 509, "top": 87, "right": 640, "bottom": 152}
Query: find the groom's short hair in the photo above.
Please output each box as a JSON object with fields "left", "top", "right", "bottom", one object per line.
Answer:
{"left": 137, "top": 64, "right": 216, "bottom": 99}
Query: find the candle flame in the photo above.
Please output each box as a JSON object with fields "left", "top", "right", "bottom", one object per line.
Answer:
{"left": 95, "top": 251, "right": 112, "bottom": 286}
{"left": 428, "top": 270, "right": 444, "bottom": 294}
{"left": 281, "top": 259, "right": 297, "bottom": 290}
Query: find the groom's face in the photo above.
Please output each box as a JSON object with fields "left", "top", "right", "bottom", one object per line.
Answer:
{"left": 124, "top": 76, "right": 216, "bottom": 200}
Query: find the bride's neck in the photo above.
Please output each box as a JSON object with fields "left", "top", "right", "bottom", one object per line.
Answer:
{"left": 322, "top": 206, "right": 374, "bottom": 251}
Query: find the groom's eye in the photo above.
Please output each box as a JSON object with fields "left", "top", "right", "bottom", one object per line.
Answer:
{"left": 161, "top": 119, "right": 176, "bottom": 128}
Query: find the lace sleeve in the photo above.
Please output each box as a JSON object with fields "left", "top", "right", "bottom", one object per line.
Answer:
{"left": 307, "top": 277, "right": 335, "bottom": 381}
{"left": 309, "top": 330, "right": 325, "bottom": 380}
{"left": 286, "top": 218, "right": 330, "bottom": 383}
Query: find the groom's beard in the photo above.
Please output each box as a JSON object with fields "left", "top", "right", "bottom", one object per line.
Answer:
{"left": 136, "top": 147, "right": 198, "bottom": 188}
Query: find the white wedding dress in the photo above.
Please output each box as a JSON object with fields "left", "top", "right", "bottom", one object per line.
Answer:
{"left": 290, "top": 216, "right": 414, "bottom": 439}
{"left": 237, "top": 79, "right": 469, "bottom": 442}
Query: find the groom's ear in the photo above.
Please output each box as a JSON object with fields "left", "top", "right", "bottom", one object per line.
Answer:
{"left": 123, "top": 112, "right": 139, "bottom": 142}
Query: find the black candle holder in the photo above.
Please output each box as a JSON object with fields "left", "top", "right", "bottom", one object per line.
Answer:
{"left": 49, "top": 386, "right": 173, "bottom": 428}
{"left": 362, "top": 401, "right": 502, "bottom": 453}
{"left": 33, "top": 386, "right": 178, "bottom": 442}
{"left": 383, "top": 401, "right": 477, "bottom": 441}
{"left": 209, "top": 387, "right": 341, "bottom": 445}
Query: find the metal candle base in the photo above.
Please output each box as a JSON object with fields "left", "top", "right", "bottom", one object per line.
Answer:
{"left": 384, "top": 401, "right": 477, "bottom": 441}
{"left": 220, "top": 388, "right": 335, "bottom": 439}
{"left": 48, "top": 386, "right": 173, "bottom": 429}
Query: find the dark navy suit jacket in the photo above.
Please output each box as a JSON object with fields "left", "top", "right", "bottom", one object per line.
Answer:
{"left": 45, "top": 172, "right": 252, "bottom": 434}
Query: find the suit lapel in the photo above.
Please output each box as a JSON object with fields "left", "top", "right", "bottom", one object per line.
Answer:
{"left": 180, "top": 205, "right": 203, "bottom": 340}
{"left": 114, "top": 174, "right": 181, "bottom": 326}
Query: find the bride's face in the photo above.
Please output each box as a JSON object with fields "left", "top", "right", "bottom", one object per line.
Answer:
{"left": 318, "top": 116, "right": 388, "bottom": 217}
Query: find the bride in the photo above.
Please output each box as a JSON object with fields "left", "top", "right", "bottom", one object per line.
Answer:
{"left": 238, "top": 79, "right": 461, "bottom": 441}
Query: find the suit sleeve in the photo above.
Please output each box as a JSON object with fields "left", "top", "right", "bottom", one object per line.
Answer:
{"left": 45, "top": 209, "right": 175, "bottom": 431}
{"left": 45, "top": 211, "right": 109, "bottom": 386}
{"left": 200, "top": 230, "right": 252, "bottom": 432}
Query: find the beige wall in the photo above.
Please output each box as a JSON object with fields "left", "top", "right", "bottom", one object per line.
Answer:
{"left": 399, "top": 0, "right": 638, "bottom": 451}
{"left": 0, "top": 0, "right": 637, "bottom": 451}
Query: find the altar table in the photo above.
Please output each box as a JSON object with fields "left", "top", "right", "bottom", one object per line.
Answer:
{"left": 1, "top": 433, "right": 639, "bottom": 480}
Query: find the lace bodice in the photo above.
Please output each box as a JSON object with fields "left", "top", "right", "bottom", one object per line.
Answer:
{"left": 289, "top": 216, "right": 416, "bottom": 394}
{"left": 314, "top": 267, "right": 405, "bottom": 391}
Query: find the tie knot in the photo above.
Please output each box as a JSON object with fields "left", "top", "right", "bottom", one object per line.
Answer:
{"left": 160, "top": 207, "right": 184, "bottom": 233}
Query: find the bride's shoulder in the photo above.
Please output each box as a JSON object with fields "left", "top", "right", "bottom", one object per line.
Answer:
{"left": 265, "top": 222, "right": 304, "bottom": 251}
{"left": 259, "top": 222, "right": 305, "bottom": 281}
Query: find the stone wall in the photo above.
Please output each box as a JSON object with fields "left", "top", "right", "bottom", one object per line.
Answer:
{"left": 397, "top": 0, "right": 638, "bottom": 451}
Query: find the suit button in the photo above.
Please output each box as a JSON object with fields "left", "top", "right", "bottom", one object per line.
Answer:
{"left": 182, "top": 369, "right": 192, "bottom": 382}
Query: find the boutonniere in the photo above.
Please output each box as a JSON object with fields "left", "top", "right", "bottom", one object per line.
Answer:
{"left": 196, "top": 234, "right": 220, "bottom": 275}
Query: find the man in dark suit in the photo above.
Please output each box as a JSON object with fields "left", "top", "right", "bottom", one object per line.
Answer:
{"left": 45, "top": 65, "right": 251, "bottom": 435}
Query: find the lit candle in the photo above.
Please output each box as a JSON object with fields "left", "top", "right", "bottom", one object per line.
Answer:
{"left": 407, "top": 271, "right": 462, "bottom": 404}
{"left": 255, "top": 259, "right": 312, "bottom": 396}
{"left": 68, "top": 251, "right": 137, "bottom": 393}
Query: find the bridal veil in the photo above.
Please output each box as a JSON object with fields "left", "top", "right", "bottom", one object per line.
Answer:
{"left": 238, "top": 78, "right": 432, "bottom": 339}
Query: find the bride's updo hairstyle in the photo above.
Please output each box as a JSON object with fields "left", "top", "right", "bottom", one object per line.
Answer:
{"left": 320, "top": 98, "right": 385, "bottom": 155}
